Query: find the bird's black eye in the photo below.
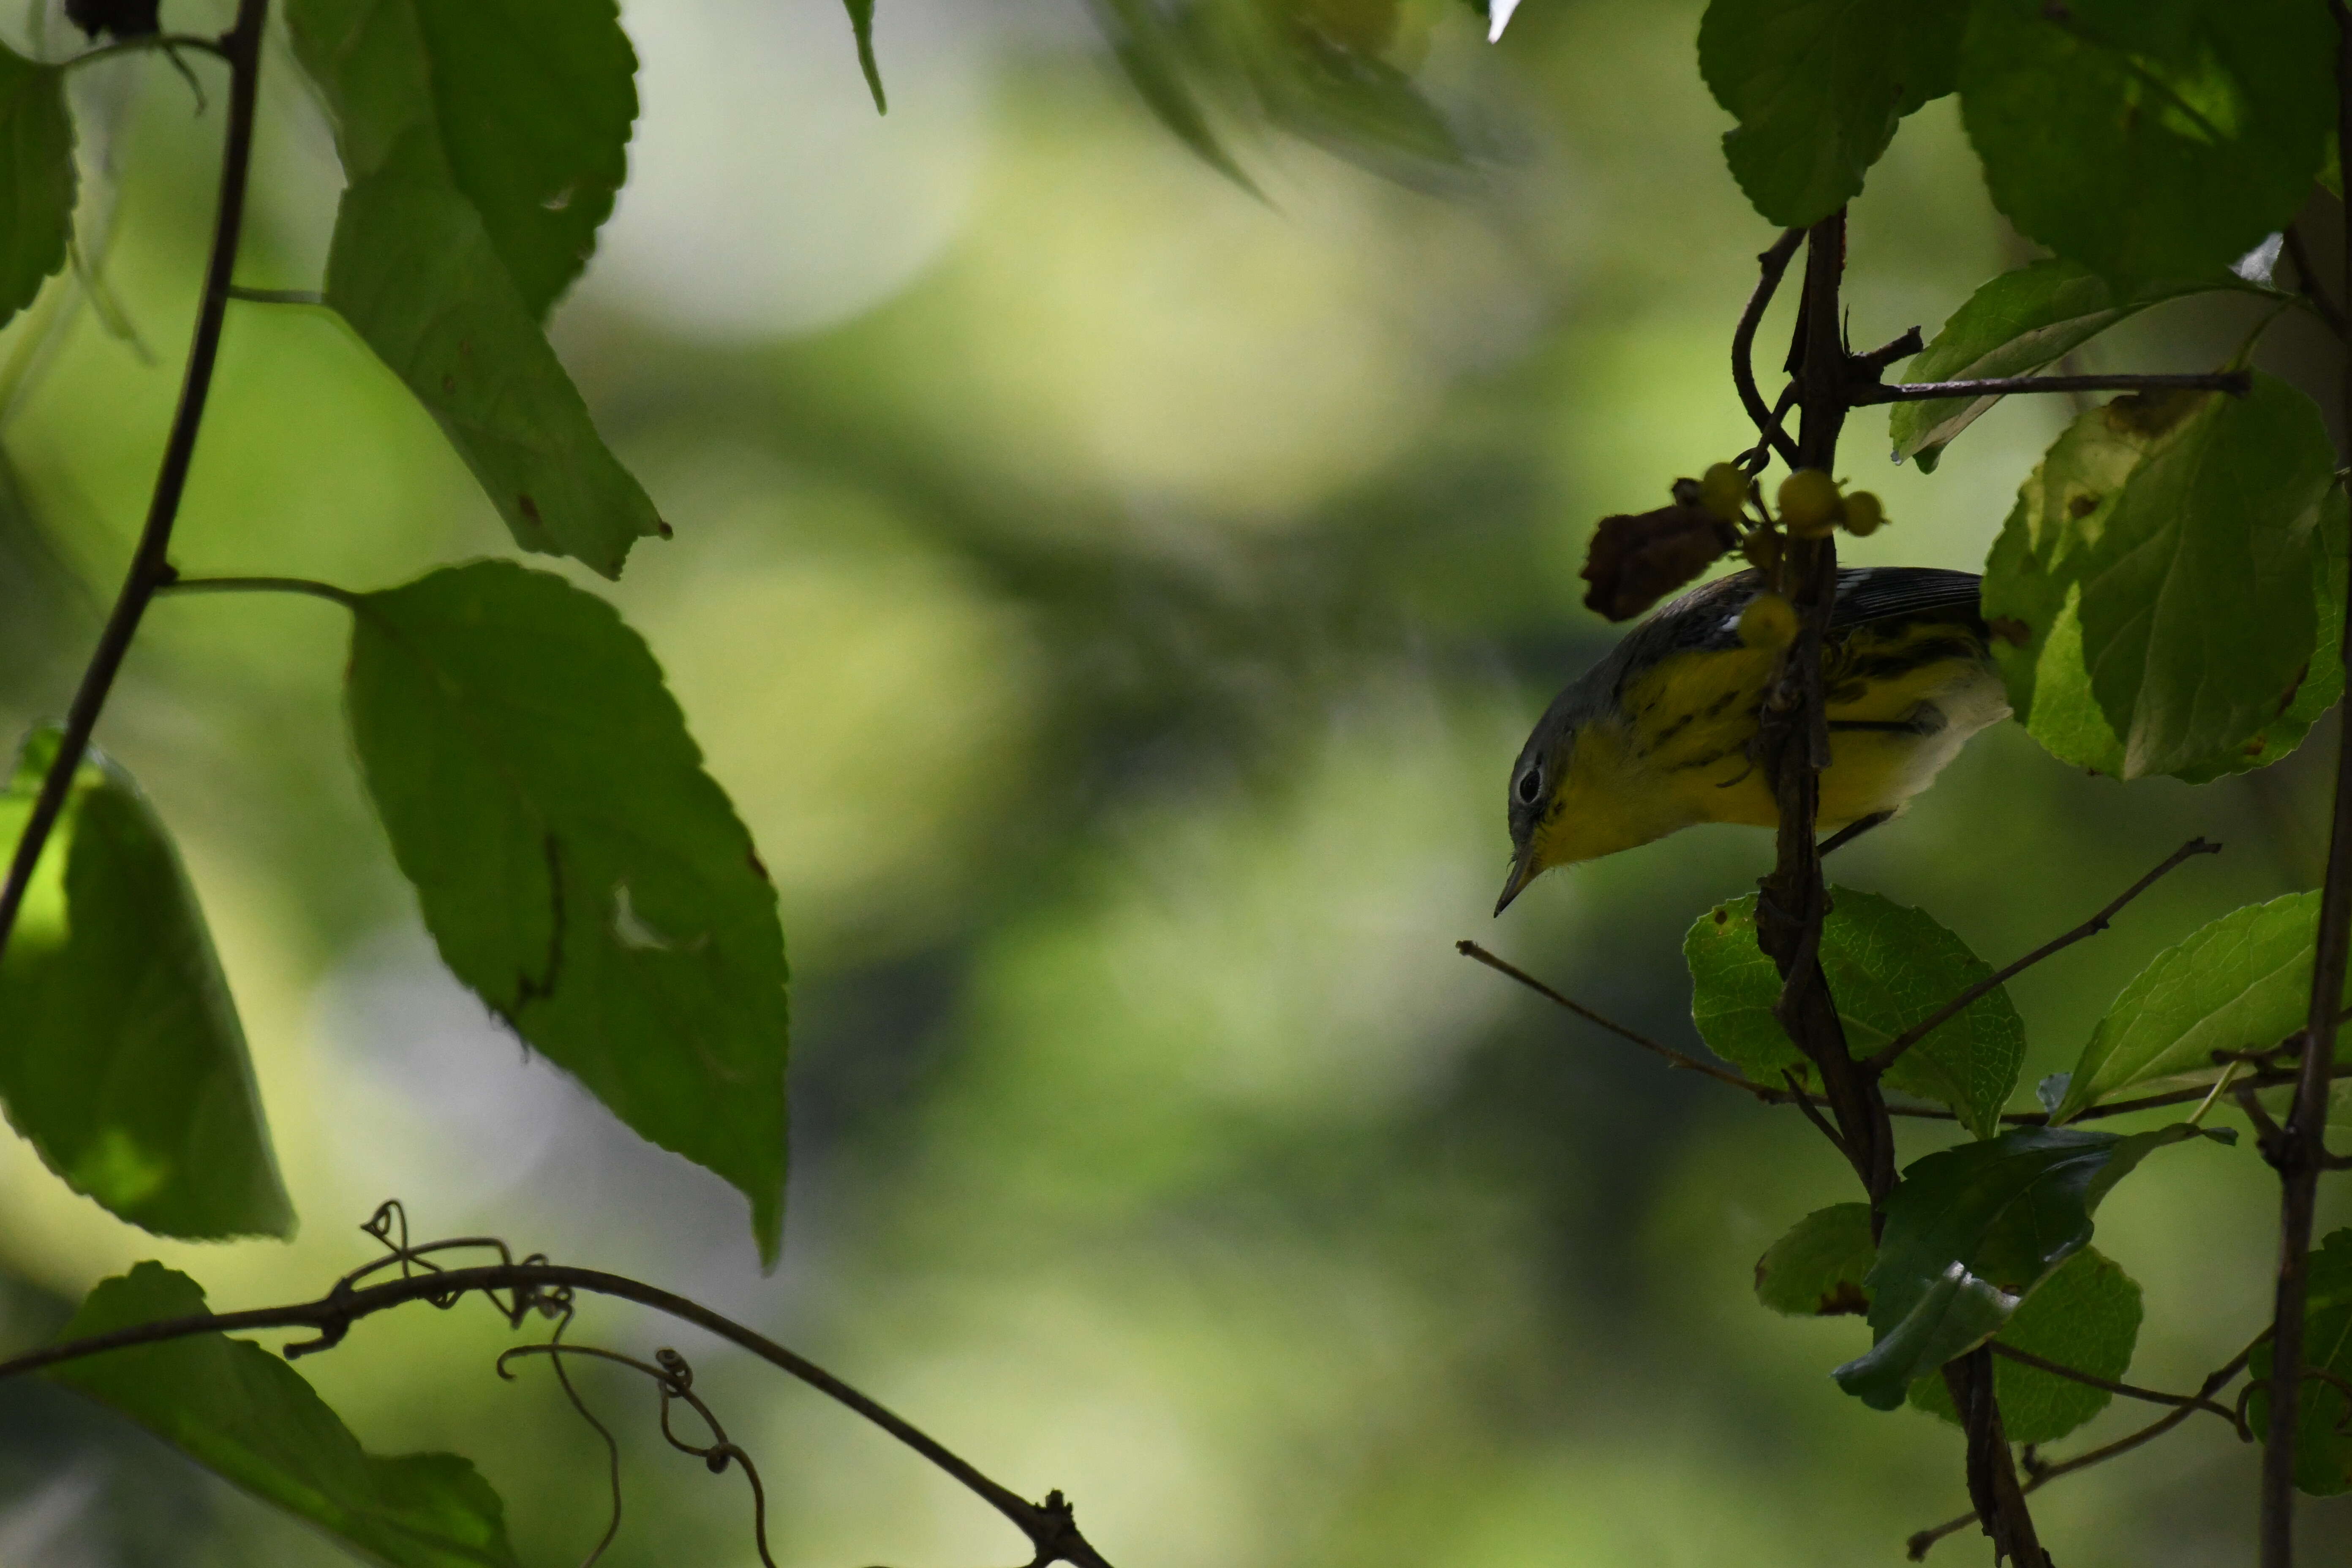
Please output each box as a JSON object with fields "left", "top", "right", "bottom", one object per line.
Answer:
{"left": 1515, "top": 765, "right": 1543, "bottom": 805}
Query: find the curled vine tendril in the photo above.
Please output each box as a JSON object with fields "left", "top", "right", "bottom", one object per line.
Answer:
{"left": 286, "top": 1200, "right": 567, "bottom": 1357}
{"left": 2233, "top": 1367, "right": 2352, "bottom": 1442}
{"left": 498, "top": 1339, "right": 778, "bottom": 1568}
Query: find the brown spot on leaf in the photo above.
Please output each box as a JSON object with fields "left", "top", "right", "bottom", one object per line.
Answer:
{"left": 1987, "top": 615, "right": 2031, "bottom": 647}
{"left": 2245, "top": 736, "right": 2269, "bottom": 756}
{"left": 517, "top": 494, "right": 542, "bottom": 527}
{"left": 2103, "top": 387, "right": 2202, "bottom": 437}
{"left": 2067, "top": 491, "right": 2099, "bottom": 520}
{"left": 2277, "top": 660, "right": 2310, "bottom": 716}
{"left": 1581, "top": 503, "right": 1738, "bottom": 622}
{"left": 1712, "top": 905, "right": 1730, "bottom": 926}
{"left": 1816, "top": 1281, "right": 1869, "bottom": 1317}
{"left": 657, "top": 519, "right": 675, "bottom": 539}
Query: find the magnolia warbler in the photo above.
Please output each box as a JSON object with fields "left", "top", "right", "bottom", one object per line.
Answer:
{"left": 1495, "top": 566, "right": 2007, "bottom": 913}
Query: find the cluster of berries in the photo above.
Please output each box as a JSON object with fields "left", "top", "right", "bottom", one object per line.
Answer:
{"left": 1682, "top": 465, "right": 1891, "bottom": 650}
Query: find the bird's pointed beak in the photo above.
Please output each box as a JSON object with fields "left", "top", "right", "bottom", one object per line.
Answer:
{"left": 1494, "top": 847, "right": 1540, "bottom": 916}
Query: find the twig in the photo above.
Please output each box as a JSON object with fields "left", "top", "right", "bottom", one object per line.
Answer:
{"left": 1986, "top": 1343, "right": 2240, "bottom": 1423}
{"left": 1781, "top": 1067, "right": 1849, "bottom": 1157}
{"left": 2286, "top": 223, "right": 2348, "bottom": 340}
{"left": 156, "top": 573, "right": 360, "bottom": 607}
{"left": 2264, "top": 20, "right": 2352, "bottom": 1562}
{"left": 1943, "top": 1347, "right": 2044, "bottom": 1568}
{"left": 1458, "top": 941, "right": 2351, "bottom": 1126}
{"left": 1735, "top": 380, "right": 1800, "bottom": 475}
{"left": 2012, "top": 1066, "right": 2352, "bottom": 1125}
{"left": 0, "top": 0, "right": 267, "bottom": 966}
{"left": 1908, "top": 1338, "right": 2263, "bottom": 1560}
{"left": 2240, "top": 1080, "right": 2290, "bottom": 1158}
{"left": 0, "top": 1257, "right": 1116, "bottom": 1568}
{"left": 1732, "top": 229, "right": 1805, "bottom": 471}
{"left": 1454, "top": 941, "right": 1764, "bottom": 1095}
{"left": 1867, "top": 838, "right": 2220, "bottom": 1079}
{"left": 1850, "top": 370, "right": 2251, "bottom": 405}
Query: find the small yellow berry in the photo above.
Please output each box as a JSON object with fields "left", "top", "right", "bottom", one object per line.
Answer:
{"left": 1738, "top": 592, "right": 1799, "bottom": 650}
{"left": 1841, "top": 491, "right": 1886, "bottom": 537}
{"left": 1700, "top": 462, "right": 1748, "bottom": 523}
{"left": 1740, "top": 530, "right": 1783, "bottom": 576}
{"left": 1777, "top": 468, "right": 1843, "bottom": 537}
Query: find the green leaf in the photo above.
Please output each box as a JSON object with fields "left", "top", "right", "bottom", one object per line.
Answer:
{"left": 1696, "top": 0, "right": 1969, "bottom": 229}
{"left": 1889, "top": 260, "right": 2262, "bottom": 471}
{"left": 1906, "top": 1246, "right": 2143, "bottom": 1444}
{"left": 287, "top": 0, "right": 638, "bottom": 319}
{"left": 0, "top": 44, "right": 72, "bottom": 333}
{"left": 1756, "top": 1202, "right": 1874, "bottom": 1317}
{"left": 1685, "top": 888, "right": 2025, "bottom": 1140}
{"left": 2173, "top": 487, "right": 2349, "bottom": 784}
{"left": 0, "top": 729, "right": 291, "bottom": 1240}
{"left": 1833, "top": 1124, "right": 2207, "bottom": 1409}
{"left": 1257, "top": 49, "right": 1466, "bottom": 192}
{"left": 1083, "top": 0, "right": 1263, "bottom": 199}
{"left": 322, "top": 142, "right": 664, "bottom": 580}
{"left": 1958, "top": 0, "right": 2333, "bottom": 288}
{"left": 2249, "top": 1229, "right": 2352, "bottom": 1495}
{"left": 2055, "top": 891, "right": 2347, "bottom": 1122}
{"left": 289, "top": 0, "right": 661, "bottom": 579}
{"left": 344, "top": 563, "right": 789, "bottom": 1264}
{"left": 47, "top": 1263, "right": 519, "bottom": 1568}
{"left": 842, "top": 0, "right": 887, "bottom": 113}
{"left": 1981, "top": 375, "right": 2337, "bottom": 780}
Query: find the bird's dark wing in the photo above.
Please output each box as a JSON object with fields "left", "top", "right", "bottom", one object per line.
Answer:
{"left": 1829, "top": 566, "right": 1982, "bottom": 629}
{"left": 1587, "top": 566, "right": 1985, "bottom": 710}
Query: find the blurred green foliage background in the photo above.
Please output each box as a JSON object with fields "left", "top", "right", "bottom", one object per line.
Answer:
{"left": 3, "top": 0, "right": 2351, "bottom": 1563}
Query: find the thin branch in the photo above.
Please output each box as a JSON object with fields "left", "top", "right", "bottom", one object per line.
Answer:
{"left": 2266, "top": 21, "right": 2352, "bottom": 1563}
{"left": 157, "top": 573, "right": 361, "bottom": 608}
{"left": 0, "top": 0, "right": 269, "bottom": 966}
{"left": 1732, "top": 229, "right": 1805, "bottom": 471}
{"left": 1735, "top": 380, "right": 1800, "bottom": 475}
{"left": 1461, "top": 940, "right": 2352, "bottom": 1126}
{"left": 1455, "top": 941, "right": 1765, "bottom": 1095}
{"left": 1851, "top": 370, "right": 2251, "bottom": 406}
{"left": 1781, "top": 1066, "right": 1850, "bottom": 1157}
{"left": 2286, "top": 223, "right": 2348, "bottom": 340}
{"left": 0, "top": 1258, "right": 1116, "bottom": 1568}
{"left": 1986, "top": 1342, "right": 2240, "bottom": 1423}
{"left": 2240, "top": 1080, "right": 2291, "bottom": 1157}
{"left": 1867, "top": 838, "right": 2220, "bottom": 1079}
{"left": 1909, "top": 1338, "right": 2262, "bottom": 1560}
{"left": 1944, "top": 1348, "right": 2043, "bottom": 1567}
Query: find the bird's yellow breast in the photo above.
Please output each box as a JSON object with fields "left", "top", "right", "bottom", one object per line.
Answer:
{"left": 1532, "top": 615, "right": 2006, "bottom": 868}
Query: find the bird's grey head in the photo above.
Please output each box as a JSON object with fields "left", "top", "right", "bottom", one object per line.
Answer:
{"left": 1497, "top": 679, "right": 1603, "bottom": 913}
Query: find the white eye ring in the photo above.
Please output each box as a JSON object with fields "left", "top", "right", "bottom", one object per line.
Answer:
{"left": 1515, "top": 766, "right": 1543, "bottom": 805}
